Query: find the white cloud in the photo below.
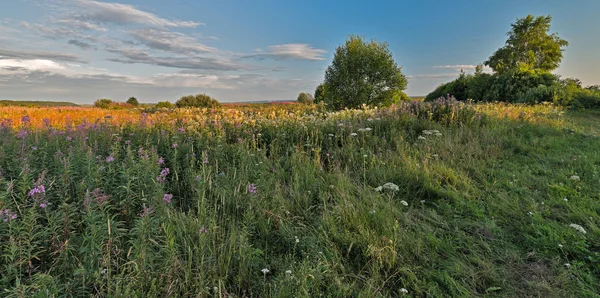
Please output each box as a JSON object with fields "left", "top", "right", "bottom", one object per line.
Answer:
{"left": 246, "top": 43, "right": 327, "bottom": 61}
{"left": 433, "top": 64, "right": 493, "bottom": 72}
{"left": 407, "top": 73, "right": 463, "bottom": 79}
{"left": 0, "top": 48, "right": 83, "bottom": 62}
{"left": 71, "top": 0, "right": 202, "bottom": 28}
{"left": 0, "top": 59, "right": 65, "bottom": 72}
{"left": 129, "top": 28, "right": 216, "bottom": 54}
{"left": 55, "top": 19, "right": 107, "bottom": 32}
{"left": 106, "top": 46, "right": 243, "bottom": 71}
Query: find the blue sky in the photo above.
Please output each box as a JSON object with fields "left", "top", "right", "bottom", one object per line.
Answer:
{"left": 1, "top": 0, "right": 599, "bottom": 103}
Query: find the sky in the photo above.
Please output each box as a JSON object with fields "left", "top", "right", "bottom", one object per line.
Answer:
{"left": 1, "top": 0, "right": 599, "bottom": 103}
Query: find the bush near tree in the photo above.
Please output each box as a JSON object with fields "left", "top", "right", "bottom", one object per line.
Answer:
{"left": 175, "top": 94, "right": 220, "bottom": 108}
{"left": 94, "top": 98, "right": 113, "bottom": 109}
{"left": 425, "top": 15, "right": 600, "bottom": 108}
{"left": 156, "top": 101, "right": 174, "bottom": 109}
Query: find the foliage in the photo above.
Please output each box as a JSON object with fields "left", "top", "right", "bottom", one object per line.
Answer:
{"left": 392, "top": 90, "right": 411, "bottom": 102}
{"left": 175, "top": 93, "right": 220, "bottom": 108}
{"left": 423, "top": 68, "right": 598, "bottom": 107}
{"left": 571, "top": 89, "right": 600, "bottom": 109}
{"left": 323, "top": 35, "right": 408, "bottom": 110}
{"left": 0, "top": 102, "right": 598, "bottom": 296}
{"left": 155, "top": 101, "right": 174, "bottom": 109}
{"left": 94, "top": 98, "right": 113, "bottom": 109}
{"left": 127, "top": 96, "right": 140, "bottom": 106}
{"left": 297, "top": 92, "right": 314, "bottom": 104}
{"left": 314, "top": 83, "right": 328, "bottom": 104}
{"left": 485, "top": 15, "right": 569, "bottom": 73}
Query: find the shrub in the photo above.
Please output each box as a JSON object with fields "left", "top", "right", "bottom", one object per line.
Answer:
{"left": 175, "top": 94, "right": 220, "bottom": 108}
{"left": 156, "top": 101, "right": 174, "bottom": 109}
{"left": 426, "top": 69, "right": 566, "bottom": 104}
{"left": 94, "top": 98, "right": 113, "bottom": 109}
{"left": 572, "top": 90, "right": 600, "bottom": 109}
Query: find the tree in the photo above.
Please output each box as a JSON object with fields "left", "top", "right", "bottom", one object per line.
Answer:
{"left": 297, "top": 92, "right": 314, "bottom": 104}
{"left": 127, "top": 96, "right": 139, "bottom": 106}
{"left": 323, "top": 35, "right": 407, "bottom": 109}
{"left": 175, "top": 94, "right": 220, "bottom": 108}
{"left": 314, "top": 83, "right": 328, "bottom": 103}
{"left": 485, "top": 15, "right": 568, "bottom": 73}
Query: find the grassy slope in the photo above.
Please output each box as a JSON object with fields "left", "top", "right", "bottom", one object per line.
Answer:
{"left": 0, "top": 105, "right": 598, "bottom": 297}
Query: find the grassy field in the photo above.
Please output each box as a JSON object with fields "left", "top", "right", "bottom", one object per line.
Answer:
{"left": 0, "top": 100, "right": 598, "bottom": 297}
{"left": 0, "top": 101, "right": 78, "bottom": 107}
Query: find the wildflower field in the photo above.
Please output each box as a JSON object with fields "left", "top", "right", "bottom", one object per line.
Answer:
{"left": 0, "top": 99, "right": 598, "bottom": 297}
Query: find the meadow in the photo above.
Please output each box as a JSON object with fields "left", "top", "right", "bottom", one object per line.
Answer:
{"left": 0, "top": 99, "right": 598, "bottom": 297}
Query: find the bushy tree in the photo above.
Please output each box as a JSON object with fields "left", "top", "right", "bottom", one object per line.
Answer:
{"left": 127, "top": 97, "right": 139, "bottom": 106}
{"left": 485, "top": 15, "right": 568, "bottom": 73}
{"left": 175, "top": 94, "right": 220, "bottom": 108}
{"left": 94, "top": 98, "right": 112, "bottom": 109}
{"left": 297, "top": 92, "right": 314, "bottom": 104}
{"left": 156, "top": 101, "right": 174, "bottom": 108}
{"left": 314, "top": 83, "right": 328, "bottom": 103}
{"left": 323, "top": 35, "right": 408, "bottom": 109}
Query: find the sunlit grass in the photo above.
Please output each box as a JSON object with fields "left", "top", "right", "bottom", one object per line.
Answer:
{"left": 0, "top": 100, "right": 598, "bottom": 297}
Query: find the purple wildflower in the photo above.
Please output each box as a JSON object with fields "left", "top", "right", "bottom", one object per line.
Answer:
{"left": 140, "top": 204, "right": 154, "bottom": 218}
{"left": 21, "top": 115, "right": 30, "bottom": 124}
{"left": 199, "top": 227, "right": 208, "bottom": 233}
{"left": 106, "top": 155, "right": 115, "bottom": 163}
{"left": 28, "top": 185, "right": 46, "bottom": 197}
{"left": 137, "top": 147, "right": 149, "bottom": 159}
{"left": 156, "top": 167, "right": 170, "bottom": 183}
{"left": 247, "top": 183, "right": 257, "bottom": 194}
{"left": 125, "top": 140, "right": 131, "bottom": 145}
{"left": 66, "top": 136, "right": 72, "bottom": 141}
{"left": 42, "top": 118, "right": 51, "bottom": 127}
{"left": 39, "top": 202, "right": 48, "bottom": 209}
{"left": 158, "top": 157, "right": 165, "bottom": 165}
{"left": 32, "top": 146, "right": 38, "bottom": 151}
{"left": 17, "top": 129, "right": 27, "bottom": 139}
{"left": 178, "top": 127, "right": 185, "bottom": 133}
{"left": 162, "top": 193, "right": 173, "bottom": 203}
{"left": 171, "top": 143, "right": 179, "bottom": 149}
{"left": 2, "top": 209, "right": 18, "bottom": 222}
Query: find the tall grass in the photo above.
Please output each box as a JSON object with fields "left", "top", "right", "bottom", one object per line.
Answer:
{"left": 0, "top": 99, "right": 598, "bottom": 297}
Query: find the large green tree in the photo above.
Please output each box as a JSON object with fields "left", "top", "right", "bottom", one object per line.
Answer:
{"left": 485, "top": 15, "right": 568, "bottom": 73}
{"left": 323, "top": 35, "right": 407, "bottom": 110}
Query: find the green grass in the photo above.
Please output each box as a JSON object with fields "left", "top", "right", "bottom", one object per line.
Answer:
{"left": 0, "top": 100, "right": 79, "bottom": 107}
{"left": 0, "top": 102, "right": 598, "bottom": 297}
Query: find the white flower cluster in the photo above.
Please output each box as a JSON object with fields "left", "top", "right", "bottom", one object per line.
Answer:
{"left": 417, "top": 129, "right": 442, "bottom": 141}
{"left": 569, "top": 223, "right": 586, "bottom": 234}
{"left": 374, "top": 182, "right": 400, "bottom": 193}
{"left": 422, "top": 129, "right": 442, "bottom": 137}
